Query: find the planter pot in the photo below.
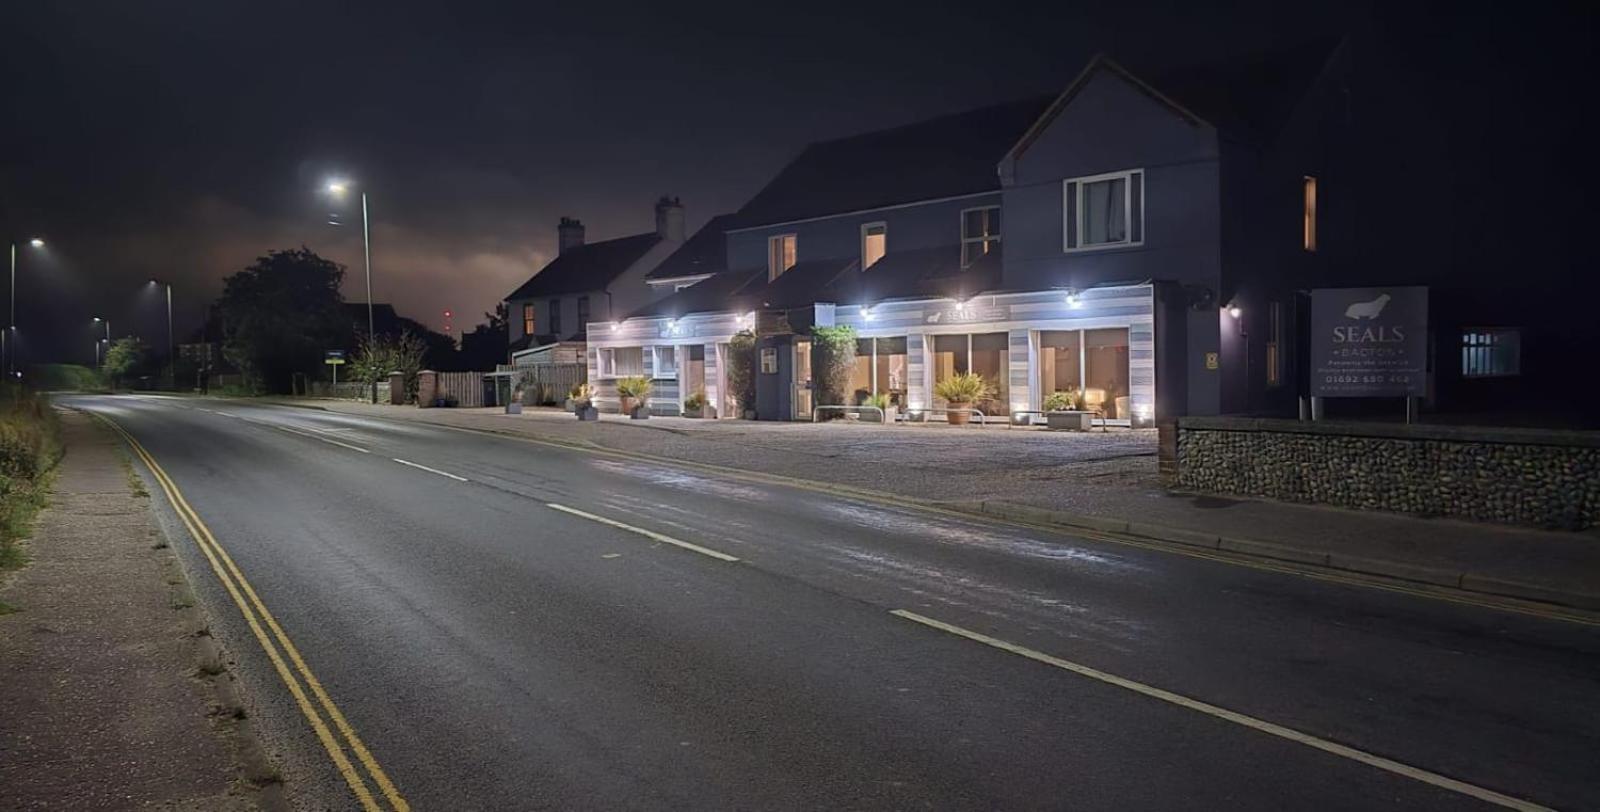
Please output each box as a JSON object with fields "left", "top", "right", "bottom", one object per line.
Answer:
{"left": 565, "top": 398, "right": 577, "bottom": 412}
{"left": 1046, "top": 410, "right": 1094, "bottom": 431}
{"left": 631, "top": 407, "right": 650, "bottom": 419}
{"left": 742, "top": 409, "right": 757, "bottom": 420}
{"left": 946, "top": 402, "right": 972, "bottom": 425}
{"left": 620, "top": 396, "right": 639, "bottom": 416}
{"left": 576, "top": 405, "right": 598, "bottom": 421}
{"left": 505, "top": 402, "right": 522, "bottom": 415}
{"left": 881, "top": 406, "right": 898, "bottom": 425}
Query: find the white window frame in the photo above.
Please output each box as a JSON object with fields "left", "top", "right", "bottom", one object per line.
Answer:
{"left": 597, "top": 347, "right": 645, "bottom": 379}
{"left": 1063, "top": 169, "right": 1144, "bottom": 253}
{"left": 651, "top": 346, "right": 678, "bottom": 379}
{"left": 860, "top": 221, "right": 887, "bottom": 270}
{"left": 768, "top": 233, "right": 797, "bottom": 281}
{"left": 960, "top": 206, "right": 1001, "bottom": 268}
{"left": 1461, "top": 329, "right": 1520, "bottom": 378}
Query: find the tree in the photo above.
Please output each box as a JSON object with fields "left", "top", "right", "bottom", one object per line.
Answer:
{"left": 726, "top": 331, "right": 758, "bottom": 416}
{"left": 217, "top": 248, "right": 347, "bottom": 393}
{"left": 458, "top": 303, "right": 508, "bottom": 371}
{"left": 810, "top": 325, "right": 857, "bottom": 413}
{"left": 352, "top": 331, "right": 427, "bottom": 403}
{"left": 102, "top": 337, "right": 148, "bottom": 387}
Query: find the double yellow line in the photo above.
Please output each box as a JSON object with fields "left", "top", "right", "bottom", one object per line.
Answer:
{"left": 96, "top": 413, "right": 409, "bottom": 812}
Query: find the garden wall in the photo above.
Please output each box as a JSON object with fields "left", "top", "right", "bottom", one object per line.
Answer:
{"left": 1175, "top": 417, "right": 1600, "bottom": 529}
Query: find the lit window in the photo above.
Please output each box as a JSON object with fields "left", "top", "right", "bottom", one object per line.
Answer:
{"left": 549, "top": 298, "right": 562, "bottom": 336}
{"left": 861, "top": 222, "right": 887, "bottom": 270}
{"left": 1303, "top": 176, "right": 1317, "bottom": 252}
{"left": 652, "top": 346, "right": 678, "bottom": 377}
{"left": 1462, "top": 329, "right": 1520, "bottom": 377}
{"left": 768, "top": 234, "right": 797, "bottom": 281}
{"left": 1266, "top": 300, "right": 1284, "bottom": 387}
{"left": 1063, "top": 170, "right": 1143, "bottom": 251}
{"left": 961, "top": 207, "right": 1001, "bottom": 267}
{"left": 597, "top": 347, "right": 645, "bottom": 378}
{"left": 522, "top": 303, "right": 535, "bottom": 337}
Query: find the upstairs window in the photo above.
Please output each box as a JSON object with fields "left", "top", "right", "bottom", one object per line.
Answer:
{"left": 961, "top": 206, "right": 1001, "bottom": 267}
{"left": 597, "top": 347, "right": 645, "bottom": 378}
{"left": 1462, "top": 329, "right": 1520, "bottom": 377}
{"left": 549, "top": 298, "right": 562, "bottom": 336}
{"left": 768, "top": 234, "right": 797, "bottom": 281}
{"left": 522, "top": 303, "right": 535, "bottom": 337}
{"left": 1064, "top": 170, "right": 1143, "bottom": 251}
{"left": 861, "top": 222, "right": 887, "bottom": 270}
{"left": 1303, "top": 176, "right": 1318, "bottom": 252}
{"left": 577, "top": 296, "right": 590, "bottom": 328}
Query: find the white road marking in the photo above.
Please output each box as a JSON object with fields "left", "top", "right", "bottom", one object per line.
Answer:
{"left": 392, "top": 458, "right": 468, "bottom": 482}
{"left": 890, "top": 609, "right": 1552, "bottom": 812}
{"left": 546, "top": 503, "right": 740, "bottom": 562}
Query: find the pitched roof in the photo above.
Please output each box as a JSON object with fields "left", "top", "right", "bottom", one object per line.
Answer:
{"left": 729, "top": 96, "right": 1054, "bottom": 230}
{"left": 1005, "top": 43, "right": 1340, "bottom": 168}
{"left": 732, "top": 257, "right": 859, "bottom": 311}
{"left": 645, "top": 214, "right": 735, "bottom": 281}
{"left": 629, "top": 268, "right": 766, "bottom": 319}
{"left": 504, "top": 232, "right": 662, "bottom": 300}
{"left": 820, "top": 245, "right": 1003, "bottom": 305}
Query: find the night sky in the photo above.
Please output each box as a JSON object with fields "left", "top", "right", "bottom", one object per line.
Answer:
{"left": 0, "top": 1, "right": 1582, "bottom": 364}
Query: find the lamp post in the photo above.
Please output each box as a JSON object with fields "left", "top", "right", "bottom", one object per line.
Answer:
{"left": 149, "top": 280, "right": 173, "bottom": 388}
{"left": 6, "top": 237, "right": 45, "bottom": 378}
{"left": 93, "top": 317, "right": 110, "bottom": 366}
{"left": 326, "top": 180, "right": 377, "bottom": 403}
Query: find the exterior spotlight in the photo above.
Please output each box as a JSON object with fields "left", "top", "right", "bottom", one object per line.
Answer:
{"left": 861, "top": 306, "right": 875, "bottom": 322}
{"left": 327, "top": 181, "right": 349, "bottom": 195}
{"left": 28, "top": 238, "right": 44, "bottom": 249}
{"left": 1066, "top": 290, "right": 1081, "bottom": 308}
{"left": 1228, "top": 305, "right": 1242, "bottom": 319}
{"left": 609, "top": 321, "right": 620, "bottom": 332}
{"left": 667, "top": 319, "right": 678, "bottom": 333}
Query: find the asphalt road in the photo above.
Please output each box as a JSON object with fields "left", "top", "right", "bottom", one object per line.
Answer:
{"left": 64, "top": 394, "right": 1600, "bottom": 811}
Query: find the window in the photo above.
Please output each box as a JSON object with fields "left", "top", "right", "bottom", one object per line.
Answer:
{"left": 1303, "top": 176, "right": 1318, "bottom": 252}
{"left": 1063, "top": 170, "right": 1143, "bottom": 251}
{"left": 768, "top": 234, "right": 797, "bottom": 281}
{"left": 597, "top": 347, "right": 645, "bottom": 378}
{"left": 861, "top": 222, "right": 887, "bottom": 270}
{"left": 577, "top": 296, "right": 590, "bottom": 328}
{"left": 1462, "top": 329, "right": 1520, "bottom": 377}
{"left": 522, "top": 303, "right": 535, "bottom": 337}
{"left": 1266, "top": 301, "right": 1284, "bottom": 387}
{"left": 961, "top": 207, "right": 1001, "bottom": 267}
{"left": 652, "top": 346, "right": 678, "bottom": 378}
{"left": 549, "top": 298, "right": 562, "bottom": 336}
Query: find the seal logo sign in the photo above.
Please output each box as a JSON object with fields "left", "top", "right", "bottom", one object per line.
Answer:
{"left": 1344, "top": 292, "right": 1392, "bottom": 320}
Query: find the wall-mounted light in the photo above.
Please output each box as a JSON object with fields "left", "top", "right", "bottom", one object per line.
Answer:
{"left": 1228, "top": 304, "right": 1242, "bottom": 319}
{"left": 861, "top": 306, "right": 875, "bottom": 322}
{"left": 609, "top": 321, "right": 620, "bottom": 332}
{"left": 1065, "top": 289, "right": 1081, "bottom": 309}
{"left": 28, "top": 238, "right": 44, "bottom": 249}
{"left": 667, "top": 319, "right": 679, "bottom": 334}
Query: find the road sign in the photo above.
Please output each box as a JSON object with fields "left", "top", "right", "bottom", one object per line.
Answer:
{"left": 324, "top": 350, "right": 346, "bottom": 365}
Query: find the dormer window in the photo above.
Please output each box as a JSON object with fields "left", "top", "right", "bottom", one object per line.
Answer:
{"left": 768, "top": 234, "right": 797, "bottom": 281}
{"left": 1064, "top": 169, "right": 1143, "bottom": 251}
{"left": 861, "top": 222, "right": 887, "bottom": 270}
{"left": 960, "top": 206, "right": 1001, "bottom": 267}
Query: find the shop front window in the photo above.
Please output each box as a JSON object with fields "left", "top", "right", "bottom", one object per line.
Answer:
{"left": 1038, "top": 328, "right": 1130, "bottom": 420}
{"left": 932, "top": 332, "right": 1008, "bottom": 414}
{"left": 851, "top": 337, "right": 908, "bottom": 406}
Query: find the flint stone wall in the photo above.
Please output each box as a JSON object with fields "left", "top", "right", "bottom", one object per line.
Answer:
{"left": 1176, "top": 417, "right": 1600, "bottom": 530}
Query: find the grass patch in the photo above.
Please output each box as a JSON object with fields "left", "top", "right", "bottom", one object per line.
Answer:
{"left": 119, "top": 452, "right": 149, "bottom": 498}
{"left": 1, "top": 385, "right": 62, "bottom": 582}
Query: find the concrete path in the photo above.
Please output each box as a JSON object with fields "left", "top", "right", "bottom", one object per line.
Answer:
{"left": 0, "top": 411, "right": 273, "bottom": 811}
{"left": 280, "top": 398, "right": 1600, "bottom": 607}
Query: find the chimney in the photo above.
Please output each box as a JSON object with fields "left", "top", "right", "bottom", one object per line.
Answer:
{"left": 654, "top": 196, "right": 685, "bottom": 242}
{"left": 557, "top": 216, "right": 585, "bottom": 254}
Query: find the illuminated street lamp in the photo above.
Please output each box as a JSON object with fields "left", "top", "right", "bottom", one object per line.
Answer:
{"left": 93, "top": 317, "right": 111, "bottom": 366}
{"left": 6, "top": 237, "right": 46, "bottom": 377}
{"left": 148, "top": 279, "right": 174, "bottom": 388}
{"left": 324, "top": 179, "right": 376, "bottom": 403}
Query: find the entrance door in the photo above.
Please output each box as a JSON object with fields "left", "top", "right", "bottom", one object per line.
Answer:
{"left": 793, "top": 339, "right": 813, "bottom": 420}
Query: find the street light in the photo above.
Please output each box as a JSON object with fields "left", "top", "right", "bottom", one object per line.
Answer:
{"left": 93, "top": 317, "right": 110, "bottom": 366}
{"left": 324, "top": 179, "right": 376, "bottom": 403}
{"left": 148, "top": 279, "right": 174, "bottom": 388}
{"left": 6, "top": 237, "right": 46, "bottom": 377}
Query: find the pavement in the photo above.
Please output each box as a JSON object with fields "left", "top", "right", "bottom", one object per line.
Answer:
{"left": 49, "top": 393, "right": 1600, "bottom": 810}
{"left": 0, "top": 410, "right": 275, "bottom": 811}
{"left": 277, "top": 399, "right": 1600, "bottom": 609}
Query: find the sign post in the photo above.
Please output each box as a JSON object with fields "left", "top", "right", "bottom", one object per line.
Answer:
{"left": 324, "top": 349, "right": 346, "bottom": 389}
{"left": 1309, "top": 286, "right": 1428, "bottom": 419}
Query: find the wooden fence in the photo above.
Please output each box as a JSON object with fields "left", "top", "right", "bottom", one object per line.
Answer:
{"left": 510, "top": 363, "right": 586, "bottom": 406}
{"left": 433, "top": 371, "right": 487, "bottom": 408}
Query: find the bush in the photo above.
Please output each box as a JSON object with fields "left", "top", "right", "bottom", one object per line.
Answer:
{"left": 1, "top": 388, "right": 62, "bottom": 576}
{"left": 726, "top": 331, "right": 757, "bottom": 413}
{"left": 28, "top": 364, "right": 109, "bottom": 393}
{"left": 810, "top": 325, "right": 857, "bottom": 409}
{"left": 570, "top": 383, "right": 595, "bottom": 404}
{"left": 1044, "top": 389, "right": 1085, "bottom": 411}
{"left": 684, "top": 390, "right": 706, "bottom": 412}
{"left": 933, "top": 372, "right": 994, "bottom": 404}
{"left": 614, "top": 375, "right": 653, "bottom": 399}
{"left": 863, "top": 392, "right": 890, "bottom": 411}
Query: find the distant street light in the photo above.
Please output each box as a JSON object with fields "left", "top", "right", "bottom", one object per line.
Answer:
{"left": 93, "top": 317, "right": 110, "bottom": 367}
{"left": 149, "top": 279, "right": 174, "bottom": 388}
{"left": 324, "top": 179, "right": 377, "bottom": 403}
{"left": 6, "top": 237, "right": 47, "bottom": 377}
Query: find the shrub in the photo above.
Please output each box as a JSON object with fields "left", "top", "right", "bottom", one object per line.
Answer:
{"left": 933, "top": 372, "right": 994, "bottom": 404}
{"left": 684, "top": 390, "right": 706, "bottom": 411}
{"left": 614, "top": 376, "right": 653, "bottom": 399}
{"left": 570, "top": 383, "right": 595, "bottom": 404}
{"left": 1044, "top": 389, "right": 1085, "bottom": 412}
{"left": 726, "top": 331, "right": 757, "bottom": 412}
{"left": 1, "top": 388, "right": 62, "bottom": 575}
{"left": 863, "top": 392, "right": 890, "bottom": 411}
{"left": 810, "top": 325, "right": 857, "bottom": 409}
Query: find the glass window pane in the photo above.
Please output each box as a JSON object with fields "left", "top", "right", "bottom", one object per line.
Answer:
{"left": 969, "top": 333, "right": 1009, "bottom": 413}
{"left": 1039, "top": 330, "right": 1082, "bottom": 403}
{"left": 1083, "top": 178, "right": 1127, "bottom": 244}
{"left": 1084, "top": 328, "right": 1130, "bottom": 418}
{"left": 963, "top": 210, "right": 983, "bottom": 239}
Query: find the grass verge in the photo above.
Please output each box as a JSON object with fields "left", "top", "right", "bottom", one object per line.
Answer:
{"left": 1, "top": 386, "right": 65, "bottom": 612}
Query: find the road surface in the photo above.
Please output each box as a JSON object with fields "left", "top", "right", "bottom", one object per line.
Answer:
{"left": 64, "top": 395, "right": 1600, "bottom": 811}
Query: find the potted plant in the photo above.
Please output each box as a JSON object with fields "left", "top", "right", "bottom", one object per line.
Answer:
{"left": 571, "top": 383, "right": 599, "bottom": 421}
{"left": 1044, "top": 388, "right": 1093, "bottom": 430}
{"left": 863, "top": 392, "right": 897, "bottom": 424}
{"left": 683, "top": 390, "right": 712, "bottom": 418}
{"left": 615, "top": 375, "right": 653, "bottom": 419}
{"left": 933, "top": 372, "right": 993, "bottom": 426}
